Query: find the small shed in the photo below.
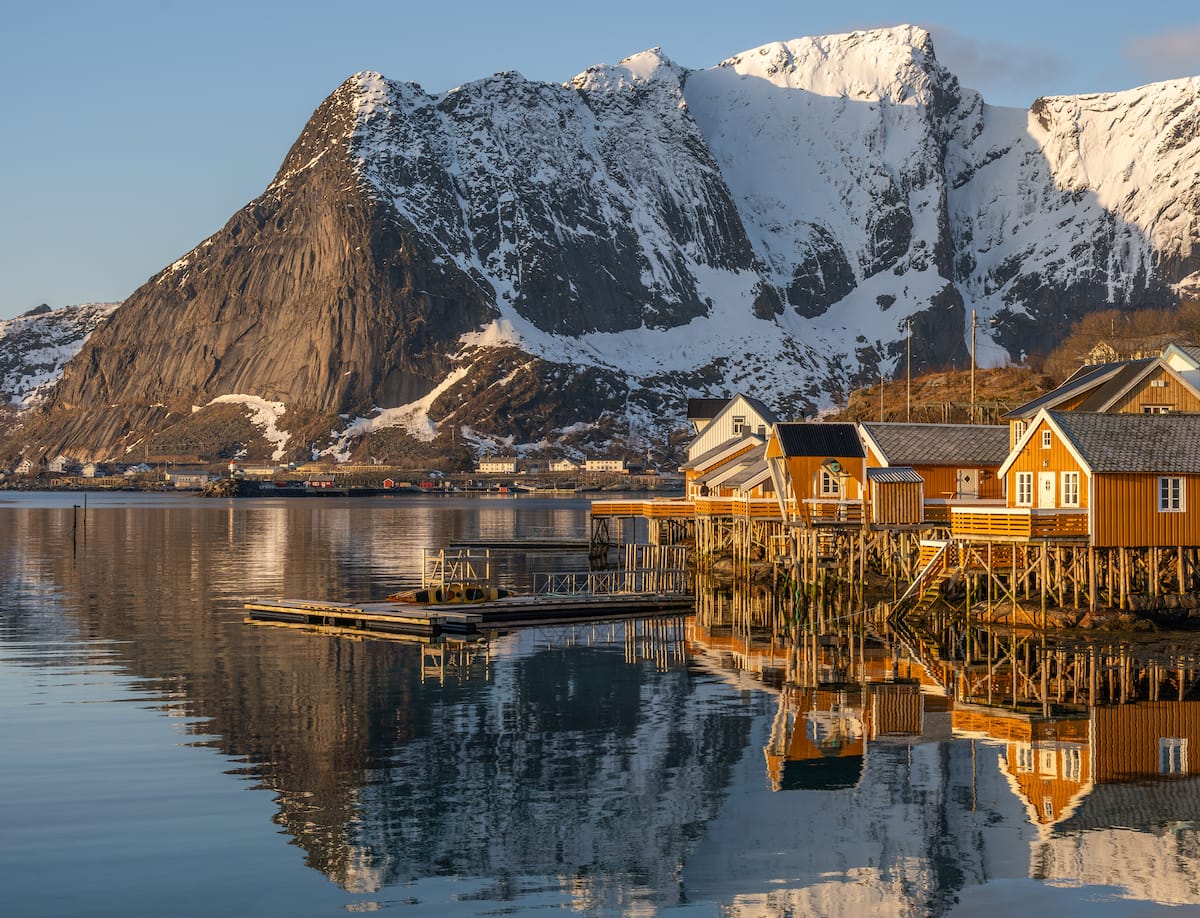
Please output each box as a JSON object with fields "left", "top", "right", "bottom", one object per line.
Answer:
{"left": 867, "top": 466, "right": 924, "bottom": 526}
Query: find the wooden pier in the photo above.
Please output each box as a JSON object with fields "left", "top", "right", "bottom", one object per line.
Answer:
{"left": 244, "top": 591, "right": 694, "bottom": 641}
{"left": 244, "top": 546, "right": 693, "bottom": 642}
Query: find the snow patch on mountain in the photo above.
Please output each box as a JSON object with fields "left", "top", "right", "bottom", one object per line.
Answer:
{"left": 202, "top": 394, "right": 290, "bottom": 460}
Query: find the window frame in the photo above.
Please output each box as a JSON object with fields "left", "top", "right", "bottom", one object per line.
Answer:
{"left": 1159, "top": 476, "right": 1185, "bottom": 513}
{"left": 1041, "top": 430, "right": 1052, "bottom": 449}
{"left": 1061, "top": 471, "right": 1080, "bottom": 507}
{"left": 1015, "top": 471, "right": 1033, "bottom": 507}
{"left": 819, "top": 468, "right": 841, "bottom": 498}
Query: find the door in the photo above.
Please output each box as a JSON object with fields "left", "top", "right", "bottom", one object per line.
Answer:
{"left": 1037, "top": 471, "right": 1056, "bottom": 508}
{"left": 956, "top": 469, "right": 979, "bottom": 500}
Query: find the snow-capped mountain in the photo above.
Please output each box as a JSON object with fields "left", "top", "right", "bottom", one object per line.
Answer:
{"left": 0, "top": 303, "right": 117, "bottom": 408}
{"left": 18, "top": 26, "right": 1200, "bottom": 462}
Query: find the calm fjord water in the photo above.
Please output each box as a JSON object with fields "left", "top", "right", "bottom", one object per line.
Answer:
{"left": 0, "top": 492, "right": 1196, "bottom": 917}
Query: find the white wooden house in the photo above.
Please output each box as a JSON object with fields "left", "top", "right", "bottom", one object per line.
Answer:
{"left": 478, "top": 457, "right": 518, "bottom": 474}
{"left": 685, "top": 394, "right": 776, "bottom": 465}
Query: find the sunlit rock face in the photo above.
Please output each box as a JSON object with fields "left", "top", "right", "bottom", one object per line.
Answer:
{"left": 21, "top": 27, "right": 1200, "bottom": 460}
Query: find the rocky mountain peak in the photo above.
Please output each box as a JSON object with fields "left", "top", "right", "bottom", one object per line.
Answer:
{"left": 9, "top": 27, "right": 1200, "bottom": 467}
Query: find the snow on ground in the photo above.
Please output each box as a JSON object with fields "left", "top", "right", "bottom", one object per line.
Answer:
{"left": 202, "top": 394, "right": 290, "bottom": 461}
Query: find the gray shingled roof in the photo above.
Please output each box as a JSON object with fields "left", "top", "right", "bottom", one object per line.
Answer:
{"left": 860, "top": 422, "right": 1010, "bottom": 466}
{"left": 1049, "top": 411, "right": 1200, "bottom": 473}
{"left": 774, "top": 422, "right": 863, "bottom": 458}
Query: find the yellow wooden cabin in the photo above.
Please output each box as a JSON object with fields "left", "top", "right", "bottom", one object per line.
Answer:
{"left": 1005, "top": 349, "right": 1200, "bottom": 449}
{"left": 765, "top": 423, "right": 866, "bottom": 525}
{"left": 957, "top": 410, "right": 1200, "bottom": 546}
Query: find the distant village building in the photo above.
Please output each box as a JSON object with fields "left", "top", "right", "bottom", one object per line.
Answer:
{"left": 166, "top": 469, "right": 212, "bottom": 490}
{"left": 549, "top": 459, "right": 580, "bottom": 472}
{"left": 15, "top": 457, "right": 35, "bottom": 476}
{"left": 584, "top": 458, "right": 628, "bottom": 473}
{"left": 46, "top": 455, "right": 79, "bottom": 475}
{"left": 123, "top": 462, "right": 153, "bottom": 478}
{"left": 477, "top": 457, "right": 518, "bottom": 474}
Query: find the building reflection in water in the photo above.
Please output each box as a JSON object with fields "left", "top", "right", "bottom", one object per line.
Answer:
{"left": 685, "top": 569, "right": 1200, "bottom": 910}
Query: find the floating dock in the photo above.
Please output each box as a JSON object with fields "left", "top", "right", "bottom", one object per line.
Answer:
{"left": 244, "top": 591, "right": 694, "bottom": 641}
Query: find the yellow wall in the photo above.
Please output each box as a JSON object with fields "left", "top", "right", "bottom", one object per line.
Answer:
{"left": 1093, "top": 474, "right": 1200, "bottom": 547}
{"left": 1004, "top": 419, "right": 1089, "bottom": 510}
{"left": 1106, "top": 367, "right": 1200, "bottom": 414}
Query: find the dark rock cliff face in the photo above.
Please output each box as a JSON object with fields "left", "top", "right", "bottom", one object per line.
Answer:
{"left": 32, "top": 81, "right": 496, "bottom": 457}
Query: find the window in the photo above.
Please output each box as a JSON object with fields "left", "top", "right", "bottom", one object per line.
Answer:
{"left": 1062, "top": 747, "right": 1082, "bottom": 782}
{"left": 1039, "top": 748, "right": 1058, "bottom": 776}
{"left": 1041, "top": 430, "right": 1052, "bottom": 449}
{"left": 1159, "top": 476, "right": 1185, "bottom": 512}
{"left": 1043, "top": 798, "right": 1054, "bottom": 819}
{"left": 1061, "top": 471, "right": 1080, "bottom": 507}
{"left": 1013, "top": 420, "right": 1027, "bottom": 441}
{"left": 1150, "top": 379, "right": 1169, "bottom": 388}
{"left": 1143, "top": 404, "right": 1172, "bottom": 414}
{"left": 732, "top": 415, "right": 746, "bottom": 434}
{"left": 1160, "top": 738, "right": 1188, "bottom": 775}
{"left": 819, "top": 468, "right": 841, "bottom": 497}
{"left": 1015, "top": 744, "right": 1034, "bottom": 773}
{"left": 1016, "top": 472, "right": 1033, "bottom": 506}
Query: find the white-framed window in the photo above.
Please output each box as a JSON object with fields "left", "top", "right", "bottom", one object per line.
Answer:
{"left": 1062, "top": 747, "right": 1082, "bottom": 782}
{"left": 1015, "top": 744, "right": 1034, "bottom": 773}
{"left": 1160, "top": 737, "right": 1188, "bottom": 775}
{"left": 1013, "top": 420, "right": 1027, "bottom": 441}
{"left": 1043, "top": 798, "right": 1054, "bottom": 819}
{"left": 1143, "top": 404, "right": 1172, "bottom": 414}
{"left": 1061, "top": 471, "right": 1080, "bottom": 507}
{"left": 1151, "top": 379, "right": 1169, "bottom": 388}
{"left": 1159, "top": 476, "right": 1185, "bottom": 512}
{"left": 1039, "top": 748, "right": 1058, "bottom": 776}
{"left": 819, "top": 468, "right": 841, "bottom": 497}
{"left": 732, "top": 415, "right": 746, "bottom": 434}
{"left": 1016, "top": 472, "right": 1033, "bottom": 507}
{"left": 1041, "top": 430, "right": 1052, "bottom": 449}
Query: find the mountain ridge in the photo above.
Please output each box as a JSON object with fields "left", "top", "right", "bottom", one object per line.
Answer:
{"left": 10, "top": 25, "right": 1200, "bottom": 464}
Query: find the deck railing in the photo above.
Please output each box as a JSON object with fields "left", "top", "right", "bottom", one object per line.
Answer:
{"left": 802, "top": 498, "right": 864, "bottom": 524}
{"left": 950, "top": 507, "right": 1088, "bottom": 540}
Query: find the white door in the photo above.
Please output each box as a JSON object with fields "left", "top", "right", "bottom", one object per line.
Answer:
{"left": 956, "top": 469, "right": 979, "bottom": 500}
{"left": 1037, "top": 471, "right": 1056, "bottom": 508}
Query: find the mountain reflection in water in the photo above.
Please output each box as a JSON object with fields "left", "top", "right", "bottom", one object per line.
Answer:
{"left": 1, "top": 493, "right": 1198, "bottom": 916}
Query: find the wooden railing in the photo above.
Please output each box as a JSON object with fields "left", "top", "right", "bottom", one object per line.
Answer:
{"left": 951, "top": 507, "right": 1088, "bottom": 540}
{"left": 694, "top": 497, "right": 781, "bottom": 518}
{"left": 802, "top": 498, "right": 864, "bottom": 524}
{"left": 590, "top": 498, "right": 695, "bottom": 519}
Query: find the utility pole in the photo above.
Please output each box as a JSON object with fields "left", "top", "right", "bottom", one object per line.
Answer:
{"left": 906, "top": 318, "right": 912, "bottom": 423}
{"left": 879, "top": 373, "right": 884, "bottom": 423}
{"left": 970, "top": 308, "right": 977, "bottom": 424}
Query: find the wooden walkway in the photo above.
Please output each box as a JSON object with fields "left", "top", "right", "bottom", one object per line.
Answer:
{"left": 244, "top": 591, "right": 694, "bottom": 641}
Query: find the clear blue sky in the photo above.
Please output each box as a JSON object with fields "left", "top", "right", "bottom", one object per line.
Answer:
{"left": 2, "top": 0, "right": 1198, "bottom": 320}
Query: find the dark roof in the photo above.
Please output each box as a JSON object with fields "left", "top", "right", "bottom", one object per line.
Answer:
{"left": 774, "top": 422, "right": 864, "bottom": 458}
{"left": 1049, "top": 411, "right": 1200, "bottom": 473}
{"left": 861, "top": 422, "right": 1010, "bottom": 466}
{"left": 1074, "top": 359, "right": 1157, "bottom": 411}
{"left": 1003, "top": 360, "right": 1143, "bottom": 420}
{"left": 686, "top": 398, "right": 730, "bottom": 422}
